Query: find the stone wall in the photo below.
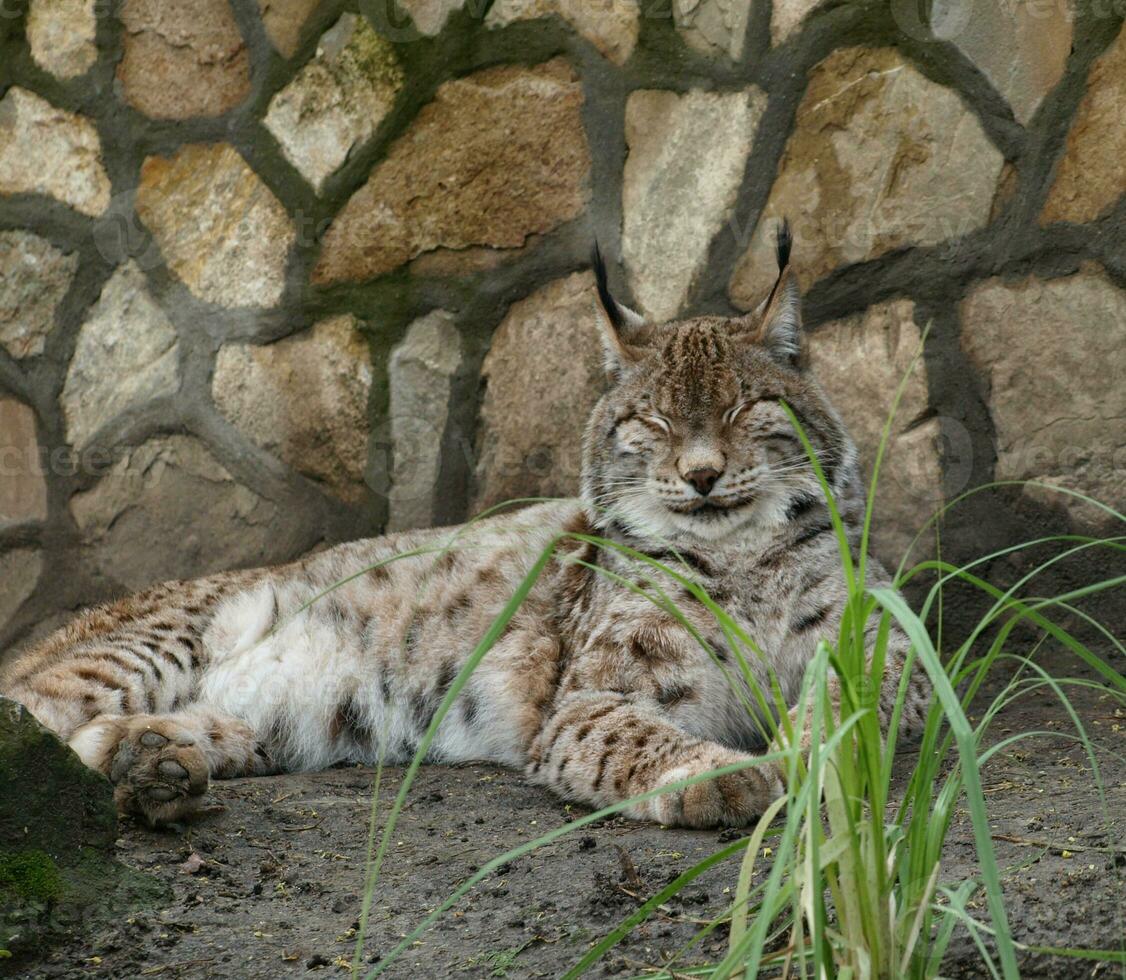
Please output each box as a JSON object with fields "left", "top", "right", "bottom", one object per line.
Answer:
{"left": 1, "top": 0, "right": 1123, "bottom": 659}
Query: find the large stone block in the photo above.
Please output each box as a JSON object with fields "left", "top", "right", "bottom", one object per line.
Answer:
{"left": 0, "top": 231, "right": 78, "bottom": 360}
{"left": 213, "top": 316, "right": 372, "bottom": 503}
{"left": 961, "top": 268, "right": 1126, "bottom": 524}
{"left": 265, "top": 14, "right": 403, "bottom": 194}
{"left": 61, "top": 262, "right": 181, "bottom": 450}
{"left": 473, "top": 272, "right": 605, "bottom": 513}
{"left": 0, "top": 550, "right": 42, "bottom": 638}
{"left": 117, "top": 0, "right": 251, "bottom": 120}
{"left": 387, "top": 311, "right": 462, "bottom": 531}
{"left": 0, "top": 399, "right": 48, "bottom": 527}
{"left": 26, "top": 0, "right": 97, "bottom": 79}
{"left": 0, "top": 88, "right": 110, "bottom": 218}
{"left": 486, "top": 0, "right": 640, "bottom": 65}
{"left": 623, "top": 87, "right": 766, "bottom": 321}
{"left": 137, "top": 143, "right": 296, "bottom": 309}
{"left": 808, "top": 300, "right": 942, "bottom": 568}
{"left": 69, "top": 436, "right": 282, "bottom": 591}
{"left": 931, "top": 0, "right": 1072, "bottom": 125}
{"left": 1042, "top": 26, "right": 1125, "bottom": 225}
{"left": 0, "top": 696, "right": 165, "bottom": 958}
{"left": 729, "top": 48, "right": 1004, "bottom": 305}
{"left": 313, "top": 58, "right": 590, "bottom": 285}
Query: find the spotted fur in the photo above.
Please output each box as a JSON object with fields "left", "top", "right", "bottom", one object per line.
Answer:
{"left": 1, "top": 230, "right": 931, "bottom": 828}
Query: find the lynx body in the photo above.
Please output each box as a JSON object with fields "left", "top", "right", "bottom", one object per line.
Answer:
{"left": 1, "top": 232, "right": 931, "bottom": 827}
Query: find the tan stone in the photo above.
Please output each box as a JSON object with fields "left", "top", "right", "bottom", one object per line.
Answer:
{"left": 961, "top": 267, "right": 1126, "bottom": 525}
{"left": 808, "top": 300, "right": 941, "bottom": 567}
{"left": 0, "top": 550, "right": 42, "bottom": 634}
{"left": 212, "top": 316, "right": 372, "bottom": 502}
{"left": 387, "top": 311, "right": 462, "bottom": 531}
{"left": 486, "top": 0, "right": 639, "bottom": 65}
{"left": 624, "top": 87, "right": 765, "bottom": 321}
{"left": 674, "top": 0, "right": 752, "bottom": 60}
{"left": 934, "top": 0, "right": 1073, "bottom": 125}
{"left": 0, "top": 231, "right": 78, "bottom": 360}
{"left": 70, "top": 436, "right": 281, "bottom": 591}
{"left": 257, "top": 0, "right": 321, "bottom": 57}
{"left": 27, "top": 0, "right": 97, "bottom": 79}
{"left": 1042, "top": 27, "right": 1126, "bottom": 225}
{"left": 265, "top": 14, "right": 403, "bottom": 193}
{"left": 137, "top": 143, "right": 295, "bottom": 308}
{"left": 396, "top": 0, "right": 468, "bottom": 36}
{"left": 0, "top": 87, "right": 110, "bottom": 217}
{"left": 474, "top": 272, "right": 604, "bottom": 513}
{"left": 729, "top": 48, "right": 1004, "bottom": 306}
{"left": 0, "top": 399, "right": 48, "bottom": 527}
{"left": 117, "top": 0, "right": 251, "bottom": 120}
{"left": 771, "top": 0, "right": 823, "bottom": 44}
{"left": 313, "top": 59, "right": 590, "bottom": 285}
{"left": 61, "top": 262, "right": 181, "bottom": 450}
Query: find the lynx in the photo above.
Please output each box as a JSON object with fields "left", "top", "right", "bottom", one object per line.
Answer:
{"left": 1, "top": 227, "right": 931, "bottom": 828}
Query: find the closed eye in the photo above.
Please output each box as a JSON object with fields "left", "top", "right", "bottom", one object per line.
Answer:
{"left": 724, "top": 402, "right": 752, "bottom": 425}
{"left": 639, "top": 414, "right": 671, "bottom": 435}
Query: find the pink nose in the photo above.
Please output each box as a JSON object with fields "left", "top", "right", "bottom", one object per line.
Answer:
{"left": 684, "top": 468, "right": 721, "bottom": 496}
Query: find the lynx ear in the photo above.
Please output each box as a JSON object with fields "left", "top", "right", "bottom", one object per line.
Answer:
{"left": 740, "top": 219, "right": 803, "bottom": 367}
{"left": 592, "top": 243, "right": 647, "bottom": 374}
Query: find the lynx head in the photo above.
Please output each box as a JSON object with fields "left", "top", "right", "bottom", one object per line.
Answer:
{"left": 582, "top": 223, "right": 856, "bottom": 546}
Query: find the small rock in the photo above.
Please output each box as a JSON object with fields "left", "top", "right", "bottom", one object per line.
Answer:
{"left": 137, "top": 143, "right": 296, "bottom": 308}
{"left": 486, "top": 0, "right": 640, "bottom": 65}
{"left": 386, "top": 310, "right": 462, "bottom": 531}
{"left": 213, "top": 316, "right": 373, "bottom": 502}
{"left": 61, "top": 262, "right": 181, "bottom": 450}
{"left": 729, "top": 47, "right": 1004, "bottom": 304}
{"left": 313, "top": 58, "right": 590, "bottom": 285}
{"left": 0, "top": 398, "right": 48, "bottom": 527}
{"left": 0, "top": 87, "right": 111, "bottom": 217}
{"left": 0, "top": 230, "right": 79, "bottom": 360}
{"left": 623, "top": 86, "right": 766, "bottom": 320}
{"left": 26, "top": 0, "right": 97, "bottom": 79}
{"left": 117, "top": 0, "right": 251, "bottom": 119}
{"left": 178, "top": 853, "right": 205, "bottom": 875}
{"left": 265, "top": 14, "right": 404, "bottom": 193}
{"left": 473, "top": 272, "right": 605, "bottom": 513}
{"left": 1042, "top": 26, "right": 1125, "bottom": 224}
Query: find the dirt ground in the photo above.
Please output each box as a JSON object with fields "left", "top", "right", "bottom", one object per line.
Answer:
{"left": 15, "top": 660, "right": 1126, "bottom": 980}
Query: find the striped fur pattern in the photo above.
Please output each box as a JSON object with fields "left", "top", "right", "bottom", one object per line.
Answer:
{"left": 1, "top": 232, "right": 931, "bottom": 828}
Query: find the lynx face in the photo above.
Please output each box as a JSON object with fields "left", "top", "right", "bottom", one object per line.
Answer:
{"left": 583, "top": 230, "right": 853, "bottom": 545}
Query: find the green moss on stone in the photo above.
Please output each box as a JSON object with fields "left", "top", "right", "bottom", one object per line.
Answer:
{"left": 344, "top": 19, "right": 404, "bottom": 91}
{"left": 0, "top": 850, "right": 62, "bottom": 904}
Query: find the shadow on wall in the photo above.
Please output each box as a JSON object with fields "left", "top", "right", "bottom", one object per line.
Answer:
{"left": 0, "top": 0, "right": 1123, "bottom": 657}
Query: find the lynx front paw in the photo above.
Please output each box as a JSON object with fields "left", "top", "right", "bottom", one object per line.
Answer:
{"left": 74, "top": 717, "right": 210, "bottom": 826}
{"left": 648, "top": 751, "right": 784, "bottom": 828}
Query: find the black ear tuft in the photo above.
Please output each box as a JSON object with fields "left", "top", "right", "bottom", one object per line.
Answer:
{"left": 592, "top": 242, "right": 624, "bottom": 329}
{"left": 775, "top": 217, "right": 792, "bottom": 274}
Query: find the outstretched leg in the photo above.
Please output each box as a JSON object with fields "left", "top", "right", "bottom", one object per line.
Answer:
{"left": 528, "top": 691, "right": 783, "bottom": 828}
{"left": 67, "top": 704, "right": 272, "bottom": 826}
